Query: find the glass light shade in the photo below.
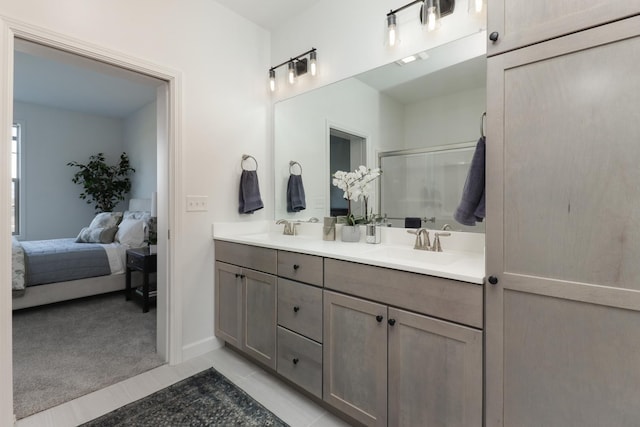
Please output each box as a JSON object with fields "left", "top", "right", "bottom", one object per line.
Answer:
{"left": 468, "top": 0, "right": 485, "bottom": 14}
{"left": 287, "top": 61, "right": 296, "bottom": 85}
{"left": 310, "top": 51, "right": 317, "bottom": 76}
{"left": 386, "top": 13, "right": 398, "bottom": 47}
{"left": 422, "top": 0, "right": 441, "bottom": 32}
{"left": 269, "top": 69, "right": 276, "bottom": 92}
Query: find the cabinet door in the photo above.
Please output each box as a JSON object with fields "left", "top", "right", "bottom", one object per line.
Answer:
{"left": 486, "top": 17, "right": 640, "bottom": 427}
{"left": 388, "top": 308, "right": 482, "bottom": 427}
{"left": 323, "top": 291, "right": 387, "bottom": 427}
{"left": 487, "top": 0, "right": 639, "bottom": 55}
{"left": 214, "top": 261, "right": 242, "bottom": 348}
{"left": 243, "top": 268, "right": 277, "bottom": 369}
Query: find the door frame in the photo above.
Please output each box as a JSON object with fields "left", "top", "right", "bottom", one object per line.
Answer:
{"left": 0, "top": 16, "right": 184, "bottom": 424}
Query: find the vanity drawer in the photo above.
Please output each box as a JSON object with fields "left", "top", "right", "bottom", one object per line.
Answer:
{"left": 277, "top": 326, "right": 323, "bottom": 399}
{"left": 277, "top": 251, "right": 323, "bottom": 286}
{"left": 214, "top": 240, "right": 277, "bottom": 275}
{"left": 277, "top": 278, "right": 323, "bottom": 343}
{"left": 324, "top": 258, "right": 483, "bottom": 329}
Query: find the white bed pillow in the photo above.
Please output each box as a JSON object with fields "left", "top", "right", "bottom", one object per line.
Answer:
{"left": 115, "top": 218, "right": 146, "bottom": 247}
{"left": 122, "top": 211, "right": 151, "bottom": 240}
{"left": 89, "top": 212, "right": 123, "bottom": 229}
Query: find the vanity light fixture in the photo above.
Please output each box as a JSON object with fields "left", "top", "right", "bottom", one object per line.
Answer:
{"left": 386, "top": 0, "right": 454, "bottom": 46}
{"left": 268, "top": 48, "right": 317, "bottom": 92}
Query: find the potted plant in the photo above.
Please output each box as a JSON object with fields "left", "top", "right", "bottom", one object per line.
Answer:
{"left": 332, "top": 165, "right": 382, "bottom": 242}
{"left": 68, "top": 152, "right": 136, "bottom": 212}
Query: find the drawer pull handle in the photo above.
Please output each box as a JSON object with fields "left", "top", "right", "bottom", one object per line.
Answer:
{"left": 388, "top": 318, "right": 396, "bottom": 326}
{"left": 292, "top": 357, "right": 299, "bottom": 365}
{"left": 293, "top": 264, "right": 300, "bottom": 270}
{"left": 293, "top": 306, "right": 300, "bottom": 313}
{"left": 488, "top": 275, "right": 498, "bottom": 285}
{"left": 489, "top": 31, "right": 499, "bottom": 42}
{"left": 376, "top": 315, "right": 384, "bottom": 323}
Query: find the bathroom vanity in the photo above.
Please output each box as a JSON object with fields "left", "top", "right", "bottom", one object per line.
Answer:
{"left": 214, "top": 222, "right": 484, "bottom": 426}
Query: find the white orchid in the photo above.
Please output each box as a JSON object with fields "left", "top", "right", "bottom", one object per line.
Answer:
{"left": 332, "top": 165, "right": 382, "bottom": 224}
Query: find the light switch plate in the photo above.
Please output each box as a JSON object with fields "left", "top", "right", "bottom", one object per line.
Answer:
{"left": 186, "top": 195, "right": 208, "bottom": 212}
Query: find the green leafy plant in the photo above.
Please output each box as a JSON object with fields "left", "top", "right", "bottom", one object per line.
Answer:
{"left": 68, "top": 152, "right": 135, "bottom": 212}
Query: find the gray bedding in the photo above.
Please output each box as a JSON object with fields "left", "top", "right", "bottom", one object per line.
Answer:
{"left": 21, "top": 238, "right": 111, "bottom": 286}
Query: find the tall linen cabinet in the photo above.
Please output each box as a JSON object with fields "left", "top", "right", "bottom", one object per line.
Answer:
{"left": 485, "top": 4, "right": 640, "bottom": 427}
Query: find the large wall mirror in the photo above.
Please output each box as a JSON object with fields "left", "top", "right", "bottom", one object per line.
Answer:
{"left": 274, "top": 31, "right": 486, "bottom": 232}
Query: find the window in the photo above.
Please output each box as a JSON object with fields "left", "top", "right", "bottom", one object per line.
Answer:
{"left": 11, "top": 123, "right": 20, "bottom": 235}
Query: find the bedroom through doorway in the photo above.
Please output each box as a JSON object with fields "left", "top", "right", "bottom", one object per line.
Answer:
{"left": 10, "top": 38, "right": 170, "bottom": 419}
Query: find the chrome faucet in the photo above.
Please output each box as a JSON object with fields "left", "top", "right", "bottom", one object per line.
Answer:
{"left": 276, "top": 219, "right": 298, "bottom": 236}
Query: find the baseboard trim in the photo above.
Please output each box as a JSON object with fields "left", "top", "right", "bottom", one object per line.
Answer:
{"left": 182, "top": 336, "right": 223, "bottom": 361}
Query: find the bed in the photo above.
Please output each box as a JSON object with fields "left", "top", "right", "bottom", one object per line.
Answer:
{"left": 12, "top": 198, "right": 152, "bottom": 310}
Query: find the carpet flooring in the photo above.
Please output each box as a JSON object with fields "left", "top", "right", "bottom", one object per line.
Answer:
{"left": 13, "top": 291, "right": 164, "bottom": 419}
{"left": 82, "top": 368, "right": 289, "bottom": 426}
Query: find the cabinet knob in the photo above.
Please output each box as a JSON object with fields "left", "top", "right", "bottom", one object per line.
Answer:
{"left": 489, "top": 31, "right": 499, "bottom": 42}
{"left": 293, "top": 264, "right": 300, "bottom": 270}
{"left": 488, "top": 275, "right": 499, "bottom": 285}
{"left": 388, "top": 318, "right": 396, "bottom": 326}
{"left": 292, "top": 357, "right": 299, "bottom": 365}
{"left": 293, "top": 306, "right": 300, "bottom": 313}
{"left": 376, "top": 315, "right": 384, "bottom": 323}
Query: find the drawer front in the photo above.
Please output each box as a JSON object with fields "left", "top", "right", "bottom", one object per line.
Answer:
{"left": 277, "top": 326, "right": 323, "bottom": 399}
{"left": 277, "top": 278, "right": 323, "bottom": 342}
{"left": 324, "top": 258, "right": 483, "bottom": 329}
{"left": 214, "top": 240, "right": 277, "bottom": 275}
{"left": 277, "top": 251, "right": 323, "bottom": 286}
{"left": 127, "top": 253, "right": 144, "bottom": 270}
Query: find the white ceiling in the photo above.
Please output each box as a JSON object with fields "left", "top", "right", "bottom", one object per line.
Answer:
{"left": 213, "top": 0, "right": 320, "bottom": 30}
{"left": 13, "top": 41, "right": 161, "bottom": 119}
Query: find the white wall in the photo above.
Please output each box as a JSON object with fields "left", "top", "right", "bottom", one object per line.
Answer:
{"left": 13, "top": 101, "right": 126, "bottom": 240}
{"left": 0, "top": 0, "right": 271, "bottom": 382}
{"left": 124, "top": 101, "right": 157, "bottom": 199}
{"left": 404, "top": 86, "right": 486, "bottom": 149}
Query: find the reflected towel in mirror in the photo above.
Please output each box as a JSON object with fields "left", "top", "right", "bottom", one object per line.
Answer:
{"left": 454, "top": 136, "right": 485, "bottom": 226}
{"left": 239, "top": 170, "right": 264, "bottom": 214}
{"left": 286, "top": 174, "right": 306, "bottom": 212}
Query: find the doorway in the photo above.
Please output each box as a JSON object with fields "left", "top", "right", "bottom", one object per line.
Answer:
{"left": 0, "top": 18, "right": 181, "bottom": 422}
{"left": 329, "top": 127, "right": 367, "bottom": 217}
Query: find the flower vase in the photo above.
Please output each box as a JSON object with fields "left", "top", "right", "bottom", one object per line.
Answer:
{"left": 341, "top": 225, "right": 361, "bottom": 242}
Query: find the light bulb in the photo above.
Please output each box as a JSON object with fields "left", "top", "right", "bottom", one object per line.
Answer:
{"left": 287, "top": 61, "right": 296, "bottom": 85}
{"left": 426, "top": 7, "right": 436, "bottom": 31}
{"left": 269, "top": 69, "right": 276, "bottom": 92}
{"left": 474, "top": 0, "right": 483, "bottom": 13}
{"left": 386, "top": 13, "right": 398, "bottom": 47}
{"left": 310, "top": 51, "right": 317, "bottom": 77}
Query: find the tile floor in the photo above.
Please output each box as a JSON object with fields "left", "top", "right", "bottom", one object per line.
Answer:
{"left": 16, "top": 346, "right": 351, "bottom": 427}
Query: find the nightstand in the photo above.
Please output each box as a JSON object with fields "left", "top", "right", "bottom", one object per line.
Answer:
{"left": 125, "top": 246, "right": 157, "bottom": 313}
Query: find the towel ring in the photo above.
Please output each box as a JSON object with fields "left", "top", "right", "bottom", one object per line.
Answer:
{"left": 289, "top": 160, "right": 302, "bottom": 175}
{"left": 480, "top": 112, "right": 486, "bottom": 138}
{"left": 241, "top": 154, "right": 258, "bottom": 171}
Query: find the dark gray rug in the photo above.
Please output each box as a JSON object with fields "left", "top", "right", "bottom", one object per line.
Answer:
{"left": 81, "top": 368, "right": 289, "bottom": 426}
{"left": 13, "top": 291, "right": 164, "bottom": 419}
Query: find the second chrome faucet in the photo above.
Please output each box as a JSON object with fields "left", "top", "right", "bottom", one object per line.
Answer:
{"left": 407, "top": 228, "right": 451, "bottom": 252}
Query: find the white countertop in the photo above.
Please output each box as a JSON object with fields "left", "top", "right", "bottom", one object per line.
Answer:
{"left": 213, "top": 221, "right": 485, "bottom": 285}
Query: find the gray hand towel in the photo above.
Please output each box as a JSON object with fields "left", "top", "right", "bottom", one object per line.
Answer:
{"left": 239, "top": 170, "right": 264, "bottom": 214}
{"left": 286, "top": 174, "right": 306, "bottom": 212}
{"left": 454, "top": 136, "right": 485, "bottom": 226}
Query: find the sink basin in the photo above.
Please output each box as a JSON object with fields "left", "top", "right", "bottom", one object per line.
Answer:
{"left": 238, "top": 233, "right": 315, "bottom": 244}
{"left": 364, "top": 246, "right": 458, "bottom": 266}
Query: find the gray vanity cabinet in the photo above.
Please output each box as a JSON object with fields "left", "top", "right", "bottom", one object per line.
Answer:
{"left": 323, "top": 291, "right": 388, "bottom": 427}
{"left": 214, "top": 241, "right": 277, "bottom": 370}
{"left": 485, "top": 15, "right": 640, "bottom": 427}
{"left": 486, "top": 0, "right": 639, "bottom": 56}
{"left": 324, "top": 259, "right": 483, "bottom": 427}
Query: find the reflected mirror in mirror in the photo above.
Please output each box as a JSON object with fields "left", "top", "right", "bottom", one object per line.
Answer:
{"left": 274, "top": 31, "right": 486, "bottom": 232}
